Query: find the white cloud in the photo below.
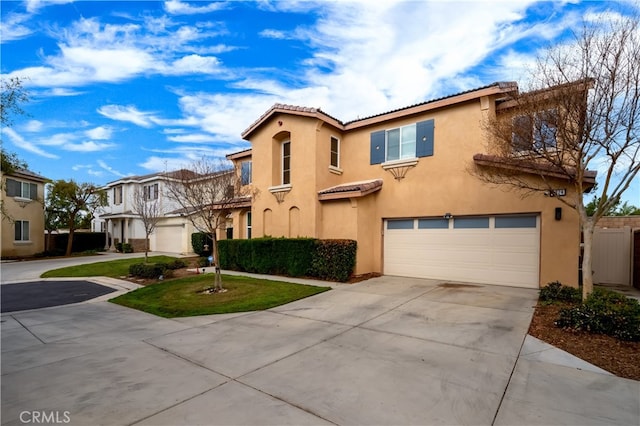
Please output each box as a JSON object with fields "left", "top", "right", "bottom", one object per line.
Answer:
{"left": 7, "top": 16, "right": 225, "bottom": 88}
{"left": 0, "top": 13, "right": 33, "bottom": 42}
{"left": 2, "top": 127, "right": 59, "bottom": 158}
{"left": 85, "top": 126, "right": 112, "bottom": 140}
{"left": 63, "top": 141, "right": 116, "bottom": 152}
{"left": 168, "top": 133, "right": 220, "bottom": 143}
{"left": 259, "top": 29, "right": 288, "bottom": 40}
{"left": 97, "top": 160, "right": 128, "bottom": 178}
{"left": 98, "top": 105, "right": 157, "bottom": 128}
{"left": 22, "top": 120, "right": 44, "bottom": 132}
{"left": 26, "top": 0, "right": 74, "bottom": 13}
{"left": 163, "top": 0, "right": 227, "bottom": 15}
{"left": 139, "top": 155, "right": 187, "bottom": 172}
{"left": 165, "top": 54, "right": 221, "bottom": 75}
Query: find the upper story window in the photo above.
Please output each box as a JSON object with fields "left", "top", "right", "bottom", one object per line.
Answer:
{"left": 370, "top": 119, "right": 434, "bottom": 165}
{"left": 6, "top": 179, "right": 37, "bottom": 200}
{"left": 143, "top": 183, "right": 159, "bottom": 201}
{"left": 512, "top": 109, "right": 558, "bottom": 152}
{"left": 330, "top": 136, "right": 340, "bottom": 168}
{"left": 386, "top": 124, "right": 416, "bottom": 161}
{"left": 282, "top": 141, "right": 291, "bottom": 185}
{"left": 14, "top": 220, "right": 29, "bottom": 241}
{"left": 113, "top": 186, "right": 123, "bottom": 205}
{"left": 241, "top": 161, "right": 252, "bottom": 185}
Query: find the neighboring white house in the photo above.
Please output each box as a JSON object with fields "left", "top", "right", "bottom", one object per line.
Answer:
{"left": 93, "top": 170, "right": 198, "bottom": 255}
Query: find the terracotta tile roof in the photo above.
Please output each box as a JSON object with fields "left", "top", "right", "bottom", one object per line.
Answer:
{"left": 241, "top": 82, "right": 519, "bottom": 139}
{"left": 318, "top": 179, "right": 383, "bottom": 201}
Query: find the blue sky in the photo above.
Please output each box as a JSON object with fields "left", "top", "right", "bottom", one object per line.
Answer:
{"left": 1, "top": 0, "right": 638, "bottom": 205}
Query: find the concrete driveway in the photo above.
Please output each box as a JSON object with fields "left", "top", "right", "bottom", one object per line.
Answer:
{"left": 1, "top": 275, "right": 638, "bottom": 425}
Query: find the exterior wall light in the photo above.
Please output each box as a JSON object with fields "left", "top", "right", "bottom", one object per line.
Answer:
{"left": 443, "top": 213, "right": 453, "bottom": 219}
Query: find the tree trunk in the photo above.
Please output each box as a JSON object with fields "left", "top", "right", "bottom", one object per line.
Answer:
{"left": 581, "top": 218, "right": 595, "bottom": 301}
{"left": 144, "top": 234, "right": 149, "bottom": 263}
{"left": 212, "top": 231, "right": 223, "bottom": 291}
{"left": 65, "top": 228, "right": 74, "bottom": 257}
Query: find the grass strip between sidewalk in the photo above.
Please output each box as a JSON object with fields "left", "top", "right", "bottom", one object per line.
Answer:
{"left": 110, "top": 274, "right": 330, "bottom": 317}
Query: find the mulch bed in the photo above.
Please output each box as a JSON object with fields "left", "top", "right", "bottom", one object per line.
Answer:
{"left": 529, "top": 302, "right": 640, "bottom": 381}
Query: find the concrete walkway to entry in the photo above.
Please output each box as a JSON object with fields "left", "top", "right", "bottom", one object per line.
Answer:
{"left": 1, "top": 274, "right": 638, "bottom": 425}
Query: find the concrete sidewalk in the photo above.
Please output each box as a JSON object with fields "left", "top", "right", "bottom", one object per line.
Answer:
{"left": 1, "top": 275, "right": 638, "bottom": 425}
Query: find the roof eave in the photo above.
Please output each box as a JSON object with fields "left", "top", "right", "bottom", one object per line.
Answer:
{"left": 344, "top": 83, "right": 517, "bottom": 131}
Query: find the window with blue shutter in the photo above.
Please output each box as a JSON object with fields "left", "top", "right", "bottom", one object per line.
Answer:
{"left": 370, "top": 119, "right": 434, "bottom": 164}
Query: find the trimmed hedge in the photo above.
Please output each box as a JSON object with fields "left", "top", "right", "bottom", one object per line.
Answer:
{"left": 218, "top": 237, "right": 357, "bottom": 282}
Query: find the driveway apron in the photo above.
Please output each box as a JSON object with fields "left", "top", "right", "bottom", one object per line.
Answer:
{"left": 2, "top": 275, "right": 638, "bottom": 425}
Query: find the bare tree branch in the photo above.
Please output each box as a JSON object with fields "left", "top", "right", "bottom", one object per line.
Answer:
{"left": 130, "top": 184, "right": 164, "bottom": 263}
{"left": 472, "top": 13, "right": 640, "bottom": 299}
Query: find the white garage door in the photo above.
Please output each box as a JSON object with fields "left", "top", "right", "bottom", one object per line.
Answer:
{"left": 153, "top": 225, "right": 184, "bottom": 254}
{"left": 384, "top": 215, "right": 540, "bottom": 288}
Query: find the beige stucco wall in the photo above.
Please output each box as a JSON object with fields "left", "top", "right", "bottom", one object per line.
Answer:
{"left": 1, "top": 175, "right": 46, "bottom": 258}
{"left": 244, "top": 96, "right": 582, "bottom": 287}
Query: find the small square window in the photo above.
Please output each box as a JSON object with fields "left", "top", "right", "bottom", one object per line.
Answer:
{"left": 14, "top": 220, "right": 30, "bottom": 241}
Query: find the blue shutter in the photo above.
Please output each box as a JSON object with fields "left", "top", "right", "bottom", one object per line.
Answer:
{"left": 370, "top": 130, "right": 386, "bottom": 164}
{"left": 416, "top": 119, "right": 434, "bottom": 157}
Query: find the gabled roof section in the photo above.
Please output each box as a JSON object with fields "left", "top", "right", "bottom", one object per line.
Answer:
{"left": 242, "top": 104, "right": 344, "bottom": 140}
{"left": 318, "top": 179, "right": 383, "bottom": 201}
{"left": 242, "top": 82, "right": 519, "bottom": 140}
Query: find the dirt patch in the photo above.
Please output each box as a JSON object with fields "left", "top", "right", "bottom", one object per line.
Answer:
{"left": 529, "top": 302, "right": 640, "bottom": 381}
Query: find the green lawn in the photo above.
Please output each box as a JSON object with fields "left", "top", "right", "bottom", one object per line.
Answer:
{"left": 42, "top": 256, "right": 331, "bottom": 317}
{"left": 110, "top": 274, "right": 330, "bottom": 317}
{"left": 40, "top": 256, "right": 179, "bottom": 278}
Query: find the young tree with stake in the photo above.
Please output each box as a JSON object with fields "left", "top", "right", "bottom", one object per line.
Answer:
{"left": 165, "top": 159, "right": 249, "bottom": 293}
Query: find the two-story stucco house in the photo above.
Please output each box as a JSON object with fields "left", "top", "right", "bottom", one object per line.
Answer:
{"left": 228, "top": 81, "right": 593, "bottom": 289}
{"left": 95, "top": 171, "right": 199, "bottom": 254}
{"left": 1, "top": 168, "right": 48, "bottom": 258}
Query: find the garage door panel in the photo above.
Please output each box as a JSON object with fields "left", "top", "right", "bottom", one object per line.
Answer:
{"left": 384, "top": 216, "right": 539, "bottom": 288}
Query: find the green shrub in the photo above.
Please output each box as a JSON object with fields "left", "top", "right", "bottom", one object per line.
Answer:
{"left": 122, "top": 243, "right": 133, "bottom": 253}
{"left": 556, "top": 288, "right": 640, "bottom": 341}
{"left": 539, "top": 281, "right": 581, "bottom": 303}
{"left": 310, "top": 239, "right": 357, "bottom": 282}
{"left": 166, "top": 259, "right": 187, "bottom": 270}
{"left": 129, "top": 262, "right": 167, "bottom": 279}
{"left": 115, "top": 243, "right": 123, "bottom": 253}
{"left": 191, "top": 233, "right": 213, "bottom": 257}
